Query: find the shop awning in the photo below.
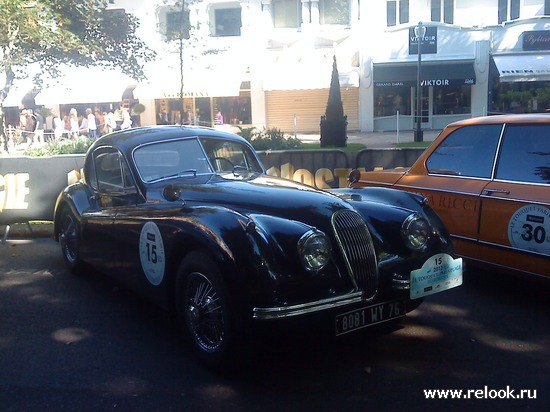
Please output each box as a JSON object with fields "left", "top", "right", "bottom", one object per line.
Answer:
{"left": 133, "top": 68, "right": 244, "bottom": 99}
{"left": 492, "top": 54, "right": 550, "bottom": 82}
{"left": 3, "top": 80, "right": 38, "bottom": 107}
{"left": 34, "top": 67, "right": 136, "bottom": 106}
{"left": 374, "top": 62, "right": 476, "bottom": 87}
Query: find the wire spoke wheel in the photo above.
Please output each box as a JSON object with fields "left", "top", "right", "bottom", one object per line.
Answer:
{"left": 176, "top": 251, "right": 246, "bottom": 369}
{"left": 59, "top": 209, "right": 79, "bottom": 266}
{"left": 185, "top": 271, "right": 225, "bottom": 353}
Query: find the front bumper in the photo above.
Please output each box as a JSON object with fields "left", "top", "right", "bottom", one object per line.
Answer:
{"left": 253, "top": 291, "right": 364, "bottom": 320}
{"left": 253, "top": 253, "right": 462, "bottom": 321}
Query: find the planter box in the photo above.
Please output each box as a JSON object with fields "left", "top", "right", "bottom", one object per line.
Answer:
{"left": 320, "top": 118, "right": 348, "bottom": 147}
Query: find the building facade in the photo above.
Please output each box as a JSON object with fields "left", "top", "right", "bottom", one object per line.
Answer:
{"left": 4, "top": 0, "right": 550, "bottom": 134}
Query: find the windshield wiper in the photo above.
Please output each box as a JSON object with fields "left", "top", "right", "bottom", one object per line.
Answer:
{"left": 157, "top": 169, "right": 197, "bottom": 180}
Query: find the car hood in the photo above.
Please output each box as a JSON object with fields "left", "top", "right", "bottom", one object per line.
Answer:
{"left": 157, "top": 174, "right": 353, "bottom": 226}
{"left": 359, "top": 168, "right": 409, "bottom": 186}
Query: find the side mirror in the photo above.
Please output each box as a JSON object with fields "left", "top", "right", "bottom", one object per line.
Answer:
{"left": 162, "top": 185, "right": 183, "bottom": 202}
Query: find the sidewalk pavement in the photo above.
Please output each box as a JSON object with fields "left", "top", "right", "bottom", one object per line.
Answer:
{"left": 297, "top": 129, "right": 441, "bottom": 147}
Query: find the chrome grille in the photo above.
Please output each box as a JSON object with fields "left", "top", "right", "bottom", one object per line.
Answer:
{"left": 331, "top": 210, "right": 378, "bottom": 300}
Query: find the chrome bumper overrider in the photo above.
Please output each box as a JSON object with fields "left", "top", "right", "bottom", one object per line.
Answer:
{"left": 253, "top": 291, "right": 364, "bottom": 320}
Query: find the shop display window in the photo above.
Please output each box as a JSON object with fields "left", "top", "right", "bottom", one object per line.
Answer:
{"left": 490, "top": 81, "right": 550, "bottom": 114}
{"left": 433, "top": 85, "right": 471, "bottom": 115}
{"left": 374, "top": 86, "right": 411, "bottom": 117}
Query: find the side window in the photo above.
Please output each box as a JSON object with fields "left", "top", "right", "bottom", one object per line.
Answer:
{"left": 495, "top": 125, "right": 550, "bottom": 184}
{"left": 426, "top": 125, "right": 501, "bottom": 178}
{"left": 94, "top": 148, "right": 132, "bottom": 193}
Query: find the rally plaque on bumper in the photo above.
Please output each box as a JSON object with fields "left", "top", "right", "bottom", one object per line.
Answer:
{"left": 335, "top": 300, "right": 406, "bottom": 336}
{"left": 411, "top": 253, "right": 463, "bottom": 299}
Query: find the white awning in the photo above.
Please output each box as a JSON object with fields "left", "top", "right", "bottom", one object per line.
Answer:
{"left": 492, "top": 54, "right": 550, "bottom": 82}
{"left": 3, "top": 79, "right": 37, "bottom": 107}
{"left": 133, "top": 68, "right": 244, "bottom": 100}
{"left": 35, "top": 67, "right": 136, "bottom": 105}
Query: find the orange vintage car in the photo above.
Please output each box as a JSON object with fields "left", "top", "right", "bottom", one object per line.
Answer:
{"left": 348, "top": 114, "right": 550, "bottom": 280}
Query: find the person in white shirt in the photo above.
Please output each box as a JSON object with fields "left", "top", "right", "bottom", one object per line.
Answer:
{"left": 86, "top": 108, "right": 98, "bottom": 138}
{"left": 69, "top": 108, "right": 79, "bottom": 138}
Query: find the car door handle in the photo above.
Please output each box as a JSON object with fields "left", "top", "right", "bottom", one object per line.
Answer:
{"left": 482, "top": 188, "right": 510, "bottom": 195}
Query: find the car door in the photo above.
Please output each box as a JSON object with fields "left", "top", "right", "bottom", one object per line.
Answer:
{"left": 395, "top": 124, "right": 502, "bottom": 260}
{"left": 81, "top": 147, "right": 136, "bottom": 270}
{"left": 478, "top": 123, "right": 550, "bottom": 277}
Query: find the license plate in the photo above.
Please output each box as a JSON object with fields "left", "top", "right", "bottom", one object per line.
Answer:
{"left": 411, "top": 253, "right": 463, "bottom": 299}
{"left": 335, "top": 300, "right": 406, "bottom": 336}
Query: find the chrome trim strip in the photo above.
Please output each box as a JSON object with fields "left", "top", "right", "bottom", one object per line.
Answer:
{"left": 394, "top": 185, "right": 482, "bottom": 198}
{"left": 492, "top": 178, "right": 550, "bottom": 188}
{"left": 462, "top": 256, "right": 547, "bottom": 279}
{"left": 451, "top": 233, "right": 549, "bottom": 259}
{"left": 425, "top": 174, "right": 491, "bottom": 181}
{"left": 392, "top": 278, "right": 410, "bottom": 290}
{"left": 477, "top": 239, "right": 550, "bottom": 259}
{"left": 490, "top": 124, "right": 506, "bottom": 180}
{"left": 479, "top": 194, "right": 550, "bottom": 207}
{"left": 357, "top": 180, "right": 394, "bottom": 186}
{"left": 451, "top": 233, "right": 476, "bottom": 242}
{"left": 253, "top": 292, "right": 364, "bottom": 320}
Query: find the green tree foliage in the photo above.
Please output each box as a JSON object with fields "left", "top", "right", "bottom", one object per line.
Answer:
{"left": 0, "top": 0, "right": 155, "bottom": 150}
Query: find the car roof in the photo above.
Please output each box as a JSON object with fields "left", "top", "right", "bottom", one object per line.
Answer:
{"left": 446, "top": 113, "right": 550, "bottom": 129}
{"left": 89, "top": 125, "right": 249, "bottom": 155}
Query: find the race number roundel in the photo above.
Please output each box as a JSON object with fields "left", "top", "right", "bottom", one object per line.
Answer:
{"left": 139, "top": 222, "right": 166, "bottom": 285}
{"left": 508, "top": 204, "right": 550, "bottom": 255}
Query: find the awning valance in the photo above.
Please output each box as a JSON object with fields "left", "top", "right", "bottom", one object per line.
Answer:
{"left": 133, "top": 68, "right": 244, "bottom": 100}
{"left": 35, "top": 67, "right": 136, "bottom": 106}
{"left": 492, "top": 54, "right": 550, "bottom": 82}
{"left": 374, "top": 62, "right": 476, "bottom": 87}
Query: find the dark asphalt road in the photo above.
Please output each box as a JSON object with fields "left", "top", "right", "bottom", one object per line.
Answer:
{"left": 1, "top": 238, "right": 548, "bottom": 411}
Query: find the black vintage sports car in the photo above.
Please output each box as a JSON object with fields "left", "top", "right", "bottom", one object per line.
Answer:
{"left": 54, "top": 126, "right": 462, "bottom": 368}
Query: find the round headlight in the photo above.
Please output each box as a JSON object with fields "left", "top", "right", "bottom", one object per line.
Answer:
{"left": 298, "top": 230, "right": 331, "bottom": 272}
{"left": 402, "top": 214, "right": 431, "bottom": 250}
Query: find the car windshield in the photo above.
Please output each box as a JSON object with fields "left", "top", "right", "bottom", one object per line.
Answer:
{"left": 133, "top": 137, "right": 262, "bottom": 183}
{"left": 200, "top": 137, "right": 264, "bottom": 177}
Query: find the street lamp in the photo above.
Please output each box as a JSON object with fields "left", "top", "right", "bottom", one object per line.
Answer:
{"left": 414, "top": 22, "right": 426, "bottom": 142}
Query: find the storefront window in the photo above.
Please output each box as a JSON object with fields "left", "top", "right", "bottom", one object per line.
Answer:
{"left": 155, "top": 93, "right": 252, "bottom": 127}
{"left": 490, "top": 81, "right": 550, "bottom": 114}
{"left": 374, "top": 86, "right": 411, "bottom": 117}
{"left": 433, "top": 85, "right": 471, "bottom": 115}
{"left": 213, "top": 96, "right": 252, "bottom": 125}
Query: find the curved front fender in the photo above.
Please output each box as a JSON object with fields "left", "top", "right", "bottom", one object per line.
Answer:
{"left": 53, "top": 182, "right": 95, "bottom": 240}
